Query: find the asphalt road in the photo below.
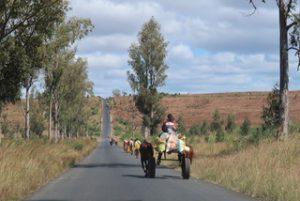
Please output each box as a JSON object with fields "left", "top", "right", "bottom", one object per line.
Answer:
{"left": 28, "top": 101, "right": 257, "bottom": 201}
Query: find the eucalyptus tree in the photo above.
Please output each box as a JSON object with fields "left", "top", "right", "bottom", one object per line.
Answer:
{"left": 0, "top": 0, "right": 67, "bottom": 110}
{"left": 58, "top": 57, "right": 93, "bottom": 138}
{"left": 17, "top": 15, "right": 56, "bottom": 139}
{"left": 43, "top": 17, "right": 93, "bottom": 140}
{"left": 0, "top": 0, "right": 67, "bottom": 43}
{"left": 0, "top": 0, "right": 67, "bottom": 138}
{"left": 249, "top": 0, "right": 300, "bottom": 138}
{"left": 127, "top": 18, "right": 168, "bottom": 136}
{"left": 48, "top": 50, "right": 75, "bottom": 140}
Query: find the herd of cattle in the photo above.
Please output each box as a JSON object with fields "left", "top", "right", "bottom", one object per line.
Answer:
{"left": 109, "top": 136, "right": 193, "bottom": 179}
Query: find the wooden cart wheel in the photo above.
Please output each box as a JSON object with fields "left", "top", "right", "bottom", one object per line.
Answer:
{"left": 181, "top": 156, "right": 190, "bottom": 179}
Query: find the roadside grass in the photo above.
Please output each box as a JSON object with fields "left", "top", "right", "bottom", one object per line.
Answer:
{"left": 183, "top": 135, "right": 300, "bottom": 201}
{"left": 116, "top": 130, "right": 300, "bottom": 201}
{"left": 0, "top": 138, "right": 98, "bottom": 201}
{"left": 158, "top": 135, "right": 300, "bottom": 201}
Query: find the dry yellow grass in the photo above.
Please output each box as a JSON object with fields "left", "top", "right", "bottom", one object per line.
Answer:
{"left": 0, "top": 138, "right": 97, "bottom": 201}
{"left": 182, "top": 136, "right": 300, "bottom": 201}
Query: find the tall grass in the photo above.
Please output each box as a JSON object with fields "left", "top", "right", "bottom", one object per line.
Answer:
{"left": 0, "top": 138, "right": 97, "bottom": 201}
{"left": 190, "top": 135, "right": 300, "bottom": 201}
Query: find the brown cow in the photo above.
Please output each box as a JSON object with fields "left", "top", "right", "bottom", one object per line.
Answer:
{"left": 139, "top": 140, "right": 155, "bottom": 178}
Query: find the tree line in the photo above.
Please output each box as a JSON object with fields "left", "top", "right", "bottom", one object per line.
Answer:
{"left": 0, "top": 0, "right": 97, "bottom": 141}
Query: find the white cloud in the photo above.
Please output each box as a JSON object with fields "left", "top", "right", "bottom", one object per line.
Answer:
{"left": 82, "top": 52, "right": 127, "bottom": 69}
{"left": 69, "top": 0, "right": 299, "bottom": 97}
{"left": 169, "top": 44, "right": 194, "bottom": 60}
{"left": 76, "top": 34, "right": 134, "bottom": 53}
{"left": 70, "top": 0, "right": 162, "bottom": 35}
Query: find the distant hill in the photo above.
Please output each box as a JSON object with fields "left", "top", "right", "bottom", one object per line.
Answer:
{"left": 111, "top": 91, "right": 300, "bottom": 129}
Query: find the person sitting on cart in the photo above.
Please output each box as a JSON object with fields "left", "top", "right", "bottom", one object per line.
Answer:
{"left": 165, "top": 114, "right": 178, "bottom": 133}
{"left": 164, "top": 114, "right": 179, "bottom": 153}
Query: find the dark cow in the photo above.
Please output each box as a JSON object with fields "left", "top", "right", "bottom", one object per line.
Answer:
{"left": 139, "top": 140, "right": 156, "bottom": 178}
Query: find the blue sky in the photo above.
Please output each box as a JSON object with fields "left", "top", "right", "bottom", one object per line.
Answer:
{"left": 69, "top": 0, "right": 300, "bottom": 97}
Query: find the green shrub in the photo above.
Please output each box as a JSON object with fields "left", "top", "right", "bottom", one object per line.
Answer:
{"left": 30, "top": 110, "right": 45, "bottom": 137}
{"left": 88, "top": 123, "right": 100, "bottom": 136}
{"left": 262, "top": 85, "right": 281, "bottom": 130}
{"left": 189, "top": 124, "right": 202, "bottom": 135}
{"left": 205, "top": 133, "right": 216, "bottom": 144}
{"left": 113, "top": 125, "right": 122, "bottom": 136}
{"left": 216, "top": 129, "right": 225, "bottom": 142}
{"left": 210, "top": 110, "right": 223, "bottom": 132}
{"left": 200, "top": 121, "right": 209, "bottom": 135}
{"left": 117, "top": 117, "right": 129, "bottom": 126}
{"left": 249, "top": 127, "right": 277, "bottom": 144}
{"left": 71, "top": 141, "right": 84, "bottom": 151}
{"left": 241, "top": 118, "right": 251, "bottom": 136}
{"left": 91, "top": 107, "right": 99, "bottom": 115}
{"left": 120, "top": 131, "right": 140, "bottom": 141}
{"left": 224, "top": 133, "right": 235, "bottom": 144}
{"left": 211, "top": 110, "right": 225, "bottom": 142}
{"left": 225, "top": 114, "right": 236, "bottom": 132}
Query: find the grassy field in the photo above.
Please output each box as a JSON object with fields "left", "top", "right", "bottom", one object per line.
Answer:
{"left": 160, "top": 135, "right": 300, "bottom": 201}
{"left": 0, "top": 138, "right": 98, "bottom": 201}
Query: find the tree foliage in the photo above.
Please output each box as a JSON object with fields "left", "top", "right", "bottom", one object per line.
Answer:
{"left": 58, "top": 56, "right": 93, "bottom": 138}
{"left": 210, "top": 110, "right": 225, "bottom": 142}
{"left": 225, "top": 114, "right": 236, "bottom": 132}
{"left": 112, "top": 89, "right": 121, "bottom": 97}
{"left": 189, "top": 124, "right": 202, "bottom": 136}
{"left": 210, "top": 110, "right": 223, "bottom": 132}
{"left": 42, "top": 17, "right": 93, "bottom": 140}
{"left": 0, "top": 0, "right": 67, "bottom": 108}
{"left": 127, "top": 17, "right": 168, "bottom": 135}
{"left": 262, "top": 85, "right": 282, "bottom": 130}
{"left": 241, "top": 118, "right": 251, "bottom": 136}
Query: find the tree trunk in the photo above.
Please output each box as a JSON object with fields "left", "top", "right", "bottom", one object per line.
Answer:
{"left": 279, "top": 0, "right": 289, "bottom": 139}
{"left": 150, "top": 109, "right": 154, "bottom": 135}
{"left": 48, "top": 94, "right": 53, "bottom": 140}
{"left": 61, "top": 128, "right": 64, "bottom": 139}
{"left": 54, "top": 100, "right": 59, "bottom": 142}
{"left": 144, "top": 127, "right": 149, "bottom": 138}
{"left": 25, "top": 85, "right": 30, "bottom": 139}
{"left": 0, "top": 110, "right": 2, "bottom": 144}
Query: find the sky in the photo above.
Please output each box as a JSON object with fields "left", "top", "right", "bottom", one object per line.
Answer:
{"left": 69, "top": 0, "right": 300, "bottom": 97}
